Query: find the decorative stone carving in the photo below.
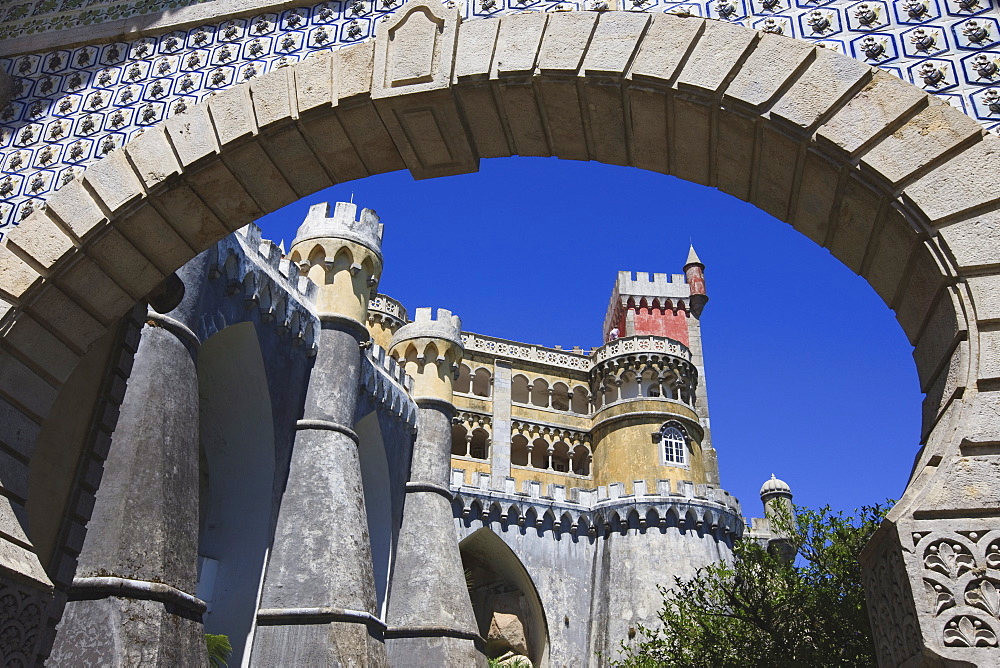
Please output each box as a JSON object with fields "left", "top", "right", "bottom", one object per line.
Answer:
{"left": 0, "top": 578, "right": 46, "bottom": 666}
{"left": 374, "top": 0, "right": 459, "bottom": 96}
{"left": 860, "top": 525, "right": 923, "bottom": 667}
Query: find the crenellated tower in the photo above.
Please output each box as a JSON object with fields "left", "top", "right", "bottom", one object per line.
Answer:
{"left": 252, "top": 201, "right": 389, "bottom": 665}
{"left": 386, "top": 309, "right": 486, "bottom": 666}
{"left": 288, "top": 201, "right": 383, "bottom": 326}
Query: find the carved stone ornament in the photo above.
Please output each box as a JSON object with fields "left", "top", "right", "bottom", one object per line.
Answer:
{"left": 373, "top": 0, "right": 460, "bottom": 96}
{"left": 0, "top": 578, "right": 47, "bottom": 666}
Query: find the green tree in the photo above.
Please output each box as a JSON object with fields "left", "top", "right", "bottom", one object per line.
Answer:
{"left": 205, "top": 633, "right": 232, "bottom": 668}
{"left": 612, "top": 503, "right": 892, "bottom": 668}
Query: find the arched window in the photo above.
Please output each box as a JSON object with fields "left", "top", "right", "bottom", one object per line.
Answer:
{"left": 662, "top": 426, "right": 686, "bottom": 466}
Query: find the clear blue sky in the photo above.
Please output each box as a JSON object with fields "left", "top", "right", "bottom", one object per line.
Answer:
{"left": 257, "top": 156, "right": 919, "bottom": 521}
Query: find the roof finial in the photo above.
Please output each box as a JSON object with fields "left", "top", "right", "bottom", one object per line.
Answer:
{"left": 685, "top": 243, "right": 703, "bottom": 268}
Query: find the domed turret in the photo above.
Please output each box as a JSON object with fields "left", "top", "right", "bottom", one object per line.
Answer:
{"left": 760, "top": 474, "right": 795, "bottom": 554}
{"left": 760, "top": 473, "right": 792, "bottom": 502}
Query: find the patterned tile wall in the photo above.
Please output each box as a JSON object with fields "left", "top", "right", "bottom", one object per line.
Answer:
{"left": 0, "top": 0, "right": 996, "bottom": 235}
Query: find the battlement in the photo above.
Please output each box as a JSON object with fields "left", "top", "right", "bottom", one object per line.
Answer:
{"left": 291, "top": 201, "right": 384, "bottom": 256}
{"left": 369, "top": 293, "right": 408, "bottom": 323}
{"left": 391, "top": 307, "right": 464, "bottom": 351}
{"left": 233, "top": 222, "right": 318, "bottom": 303}
{"left": 449, "top": 469, "right": 745, "bottom": 538}
{"left": 617, "top": 270, "right": 692, "bottom": 298}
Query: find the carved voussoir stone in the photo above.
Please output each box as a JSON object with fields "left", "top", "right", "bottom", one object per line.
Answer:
{"left": 373, "top": 0, "right": 460, "bottom": 97}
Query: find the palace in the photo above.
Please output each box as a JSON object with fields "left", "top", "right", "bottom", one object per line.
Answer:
{"left": 45, "top": 200, "right": 786, "bottom": 665}
{"left": 2, "top": 0, "right": 1000, "bottom": 664}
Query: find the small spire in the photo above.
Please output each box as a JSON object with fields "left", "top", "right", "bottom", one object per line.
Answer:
{"left": 278, "top": 239, "right": 286, "bottom": 255}
{"left": 685, "top": 244, "right": 703, "bottom": 268}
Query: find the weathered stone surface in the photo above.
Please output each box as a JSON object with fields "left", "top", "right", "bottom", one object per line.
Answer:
{"left": 83, "top": 149, "right": 145, "bottom": 215}
{"left": 627, "top": 86, "right": 669, "bottom": 173}
{"left": 629, "top": 15, "right": 703, "bottom": 84}
{"left": 675, "top": 20, "right": 757, "bottom": 95}
{"left": 904, "top": 135, "right": 1000, "bottom": 224}
{"left": 298, "top": 110, "right": 369, "bottom": 181}
{"left": 715, "top": 110, "right": 755, "bottom": 200}
{"left": 115, "top": 204, "right": 194, "bottom": 276}
{"left": 5, "top": 210, "right": 74, "bottom": 273}
{"left": 671, "top": 97, "right": 711, "bottom": 185}
{"left": 488, "top": 612, "right": 528, "bottom": 656}
{"left": 0, "top": 349, "right": 56, "bottom": 420}
{"left": 497, "top": 82, "right": 549, "bottom": 157}
{"left": 208, "top": 85, "right": 257, "bottom": 146}
{"left": 863, "top": 207, "right": 918, "bottom": 306}
{"left": 897, "top": 243, "right": 951, "bottom": 345}
{"left": 0, "top": 312, "right": 79, "bottom": 384}
{"left": 86, "top": 227, "right": 164, "bottom": 300}
{"left": 583, "top": 81, "right": 629, "bottom": 166}
{"left": 582, "top": 12, "right": 649, "bottom": 76}
{"left": 185, "top": 161, "right": 264, "bottom": 231}
{"left": 44, "top": 178, "right": 108, "bottom": 242}
{"left": 911, "top": 287, "right": 964, "bottom": 389}
{"left": 789, "top": 151, "right": 840, "bottom": 245}
{"left": 817, "top": 71, "right": 926, "bottom": 157}
{"left": 967, "top": 273, "right": 1000, "bottom": 323}
{"left": 250, "top": 67, "right": 293, "bottom": 129}
{"left": 253, "top": 325, "right": 386, "bottom": 665}
{"left": 51, "top": 324, "right": 205, "bottom": 665}
{"left": 57, "top": 254, "right": 134, "bottom": 322}
{"left": 494, "top": 12, "right": 548, "bottom": 76}
{"left": 30, "top": 284, "right": 107, "bottom": 352}
{"left": 337, "top": 41, "right": 376, "bottom": 100}
{"left": 753, "top": 127, "right": 800, "bottom": 222}
{"left": 724, "top": 34, "right": 812, "bottom": 109}
{"left": 770, "top": 47, "right": 871, "bottom": 130}
{"left": 828, "top": 175, "right": 883, "bottom": 274}
{"left": 538, "top": 12, "right": 597, "bottom": 73}
{"left": 258, "top": 126, "right": 334, "bottom": 197}
{"left": 222, "top": 142, "right": 297, "bottom": 213}
{"left": 374, "top": 0, "right": 459, "bottom": 96}
{"left": 164, "top": 104, "right": 218, "bottom": 167}
{"left": 123, "top": 125, "right": 182, "bottom": 191}
{"left": 861, "top": 99, "right": 981, "bottom": 186}
{"left": 937, "top": 207, "right": 1000, "bottom": 272}
{"left": 294, "top": 51, "right": 336, "bottom": 114}
{"left": 454, "top": 17, "right": 499, "bottom": 81}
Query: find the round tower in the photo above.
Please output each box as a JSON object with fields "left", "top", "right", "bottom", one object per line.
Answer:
{"left": 288, "top": 201, "right": 383, "bottom": 327}
{"left": 367, "top": 293, "right": 409, "bottom": 350}
{"left": 389, "top": 307, "right": 463, "bottom": 401}
{"left": 252, "top": 201, "right": 388, "bottom": 665}
{"left": 386, "top": 309, "right": 485, "bottom": 666}
{"left": 683, "top": 244, "right": 708, "bottom": 317}
{"left": 760, "top": 474, "right": 796, "bottom": 563}
{"left": 760, "top": 474, "right": 794, "bottom": 529}
{"left": 589, "top": 341, "right": 706, "bottom": 490}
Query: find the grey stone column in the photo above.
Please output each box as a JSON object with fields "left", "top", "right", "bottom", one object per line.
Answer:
{"left": 251, "top": 320, "right": 386, "bottom": 666}
{"left": 386, "top": 398, "right": 485, "bottom": 666}
{"left": 490, "top": 360, "right": 512, "bottom": 488}
{"left": 50, "top": 320, "right": 207, "bottom": 666}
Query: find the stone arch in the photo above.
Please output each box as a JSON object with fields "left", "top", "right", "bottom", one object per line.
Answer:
{"left": 194, "top": 321, "right": 276, "bottom": 664}
{"left": 0, "top": 6, "right": 995, "bottom": 663}
{"left": 460, "top": 527, "right": 550, "bottom": 666}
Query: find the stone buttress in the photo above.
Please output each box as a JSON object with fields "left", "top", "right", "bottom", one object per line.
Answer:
{"left": 250, "top": 202, "right": 388, "bottom": 665}
{"left": 49, "top": 277, "right": 207, "bottom": 666}
{"left": 386, "top": 308, "right": 487, "bottom": 666}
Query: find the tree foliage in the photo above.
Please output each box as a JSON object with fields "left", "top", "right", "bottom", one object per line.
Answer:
{"left": 205, "top": 633, "right": 232, "bottom": 668}
{"left": 612, "top": 503, "right": 892, "bottom": 668}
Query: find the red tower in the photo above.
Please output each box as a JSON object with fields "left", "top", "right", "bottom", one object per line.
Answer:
{"left": 602, "top": 245, "right": 708, "bottom": 345}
